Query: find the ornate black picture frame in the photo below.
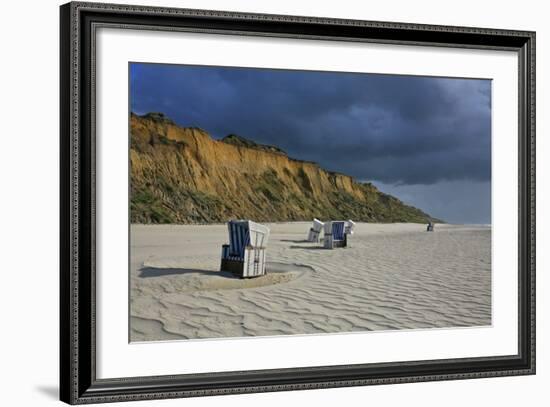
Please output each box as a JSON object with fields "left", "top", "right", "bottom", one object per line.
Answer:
{"left": 60, "top": 2, "right": 535, "bottom": 404}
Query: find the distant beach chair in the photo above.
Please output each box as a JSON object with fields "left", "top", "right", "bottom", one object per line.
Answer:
{"left": 345, "top": 219, "right": 356, "bottom": 235}
{"left": 427, "top": 221, "right": 435, "bottom": 232}
{"left": 307, "top": 218, "right": 324, "bottom": 242}
{"left": 323, "top": 220, "right": 348, "bottom": 249}
{"left": 220, "top": 220, "right": 270, "bottom": 278}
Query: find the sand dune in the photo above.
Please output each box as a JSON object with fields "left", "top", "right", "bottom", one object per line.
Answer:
{"left": 130, "top": 222, "right": 491, "bottom": 341}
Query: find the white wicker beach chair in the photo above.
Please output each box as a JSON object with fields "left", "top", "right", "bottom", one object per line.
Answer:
{"left": 323, "top": 220, "right": 348, "bottom": 249}
{"left": 220, "top": 220, "right": 270, "bottom": 278}
{"left": 427, "top": 222, "right": 435, "bottom": 232}
{"left": 345, "top": 219, "right": 356, "bottom": 235}
{"left": 307, "top": 218, "right": 324, "bottom": 242}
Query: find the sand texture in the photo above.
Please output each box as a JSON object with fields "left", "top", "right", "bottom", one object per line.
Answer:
{"left": 130, "top": 222, "right": 491, "bottom": 341}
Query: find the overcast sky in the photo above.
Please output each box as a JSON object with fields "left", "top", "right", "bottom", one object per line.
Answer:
{"left": 130, "top": 63, "right": 491, "bottom": 224}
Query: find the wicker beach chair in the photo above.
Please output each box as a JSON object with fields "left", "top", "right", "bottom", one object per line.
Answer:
{"left": 220, "top": 220, "right": 270, "bottom": 278}
{"left": 427, "top": 222, "right": 435, "bottom": 232}
{"left": 323, "top": 220, "right": 348, "bottom": 249}
{"left": 307, "top": 218, "right": 325, "bottom": 242}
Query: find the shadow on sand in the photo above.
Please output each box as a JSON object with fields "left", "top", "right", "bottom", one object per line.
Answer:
{"left": 289, "top": 245, "right": 326, "bottom": 250}
{"left": 139, "top": 262, "right": 315, "bottom": 278}
{"left": 139, "top": 267, "right": 237, "bottom": 279}
{"left": 280, "top": 239, "right": 311, "bottom": 243}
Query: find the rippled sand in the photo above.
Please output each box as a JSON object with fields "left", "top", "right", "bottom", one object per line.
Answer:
{"left": 130, "top": 222, "right": 491, "bottom": 341}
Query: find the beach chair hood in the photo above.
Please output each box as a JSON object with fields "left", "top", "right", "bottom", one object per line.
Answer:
{"left": 227, "top": 220, "right": 270, "bottom": 257}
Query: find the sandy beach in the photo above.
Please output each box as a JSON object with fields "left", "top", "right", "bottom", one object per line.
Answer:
{"left": 130, "top": 222, "right": 491, "bottom": 341}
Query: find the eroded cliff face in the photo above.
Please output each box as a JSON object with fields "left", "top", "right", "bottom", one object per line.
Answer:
{"left": 130, "top": 112, "right": 436, "bottom": 224}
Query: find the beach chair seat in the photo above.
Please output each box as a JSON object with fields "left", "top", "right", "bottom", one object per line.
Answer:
{"left": 307, "top": 218, "right": 324, "bottom": 242}
{"left": 323, "top": 220, "right": 348, "bottom": 249}
{"left": 220, "top": 220, "right": 270, "bottom": 278}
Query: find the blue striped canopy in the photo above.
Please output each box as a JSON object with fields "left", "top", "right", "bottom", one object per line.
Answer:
{"left": 332, "top": 221, "right": 346, "bottom": 241}
{"left": 228, "top": 221, "right": 251, "bottom": 259}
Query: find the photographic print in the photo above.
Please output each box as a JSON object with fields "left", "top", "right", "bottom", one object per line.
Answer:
{"left": 129, "top": 63, "right": 492, "bottom": 342}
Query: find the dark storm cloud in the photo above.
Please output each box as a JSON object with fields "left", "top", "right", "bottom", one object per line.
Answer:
{"left": 130, "top": 63, "right": 491, "bottom": 187}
